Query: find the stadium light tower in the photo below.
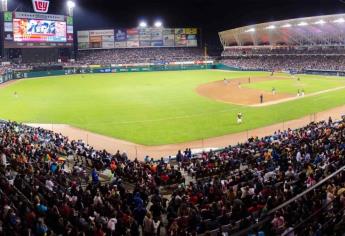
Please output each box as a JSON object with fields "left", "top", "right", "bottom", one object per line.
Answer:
{"left": 67, "top": 0, "right": 76, "bottom": 16}
{"left": 139, "top": 21, "right": 148, "bottom": 28}
{"left": 0, "top": 0, "right": 8, "bottom": 12}
{"left": 154, "top": 21, "right": 163, "bottom": 28}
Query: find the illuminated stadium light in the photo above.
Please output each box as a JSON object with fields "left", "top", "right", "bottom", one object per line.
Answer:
{"left": 139, "top": 21, "right": 148, "bottom": 28}
{"left": 67, "top": 0, "right": 76, "bottom": 9}
{"left": 297, "top": 22, "right": 308, "bottom": 26}
{"left": 333, "top": 18, "right": 345, "bottom": 23}
{"left": 0, "top": 0, "right": 7, "bottom": 12}
{"left": 66, "top": 0, "right": 75, "bottom": 16}
{"left": 281, "top": 23, "right": 292, "bottom": 28}
{"left": 245, "top": 28, "right": 255, "bottom": 33}
{"left": 154, "top": 21, "right": 163, "bottom": 28}
{"left": 265, "top": 25, "right": 276, "bottom": 29}
{"left": 314, "top": 19, "right": 326, "bottom": 25}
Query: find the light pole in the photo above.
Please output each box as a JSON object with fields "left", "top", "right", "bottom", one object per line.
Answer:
{"left": 67, "top": 0, "right": 75, "bottom": 16}
{"left": 154, "top": 20, "right": 163, "bottom": 28}
{"left": 139, "top": 21, "right": 148, "bottom": 28}
{"left": 1, "top": 0, "right": 8, "bottom": 12}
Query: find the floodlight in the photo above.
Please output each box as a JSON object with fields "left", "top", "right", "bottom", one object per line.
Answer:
{"left": 245, "top": 28, "right": 255, "bottom": 33}
{"left": 265, "top": 25, "right": 276, "bottom": 29}
{"left": 333, "top": 18, "right": 345, "bottom": 23}
{"left": 314, "top": 20, "right": 326, "bottom": 25}
{"left": 281, "top": 23, "right": 292, "bottom": 28}
{"left": 139, "top": 21, "right": 147, "bottom": 28}
{"left": 154, "top": 21, "right": 163, "bottom": 28}
{"left": 67, "top": 0, "right": 75, "bottom": 8}
{"left": 297, "top": 22, "right": 308, "bottom": 26}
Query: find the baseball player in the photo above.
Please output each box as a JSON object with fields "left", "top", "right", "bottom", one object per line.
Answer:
{"left": 237, "top": 112, "right": 243, "bottom": 124}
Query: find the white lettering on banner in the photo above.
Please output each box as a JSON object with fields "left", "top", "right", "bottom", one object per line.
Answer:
{"left": 89, "top": 30, "right": 114, "bottom": 36}
{"left": 15, "top": 12, "right": 64, "bottom": 21}
{"left": 32, "top": 0, "right": 50, "bottom": 13}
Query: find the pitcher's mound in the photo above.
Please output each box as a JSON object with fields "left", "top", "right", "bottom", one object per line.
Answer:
{"left": 196, "top": 76, "right": 293, "bottom": 106}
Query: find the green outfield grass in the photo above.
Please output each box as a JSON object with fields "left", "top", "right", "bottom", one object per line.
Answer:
{"left": 242, "top": 74, "right": 345, "bottom": 94}
{"left": 1, "top": 70, "right": 345, "bottom": 145}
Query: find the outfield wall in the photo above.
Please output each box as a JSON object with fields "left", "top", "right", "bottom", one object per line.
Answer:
{"left": 10, "top": 64, "right": 215, "bottom": 79}
{"left": 6, "top": 64, "right": 345, "bottom": 82}
{"left": 2, "top": 63, "right": 264, "bottom": 82}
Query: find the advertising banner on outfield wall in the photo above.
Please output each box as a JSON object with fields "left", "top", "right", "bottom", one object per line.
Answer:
{"left": 163, "top": 34, "right": 174, "bottom": 46}
{"left": 139, "top": 28, "right": 152, "bottom": 41}
{"left": 126, "top": 28, "right": 139, "bottom": 41}
{"left": 175, "top": 28, "right": 185, "bottom": 35}
{"left": 89, "top": 29, "right": 114, "bottom": 36}
{"left": 90, "top": 42, "right": 101, "bottom": 49}
{"left": 102, "top": 35, "right": 114, "bottom": 42}
{"left": 139, "top": 40, "right": 151, "bottom": 47}
{"left": 185, "top": 28, "right": 198, "bottom": 34}
{"left": 77, "top": 31, "right": 90, "bottom": 47}
{"left": 151, "top": 40, "right": 163, "bottom": 47}
{"left": 78, "top": 31, "right": 89, "bottom": 37}
{"left": 127, "top": 40, "right": 139, "bottom": 47}
{"left": 163, "top": 28, "right": 175, "bottom": 35}
{"left": 151, "top": 28, "right": 163, "bottom": 40}
{"left": 78, "top": 42, "right": 89, "bottom": 49}
{"left": 187, "top": 40, "right": 198, "bottom": 47}
{"left": 114, "top": 41, "right": 127, "bottom": 48}
{"left": 78, "top": 36, "right": 89, "bottom": 43}
{"left": 102, "top": 41, "right": 115, "bottom": 49}
{"left": 175, "top": 34, "right": 187, "bottom": 46}
{"left": 89, "top": 36, "right": 102, "bottom": 43}
{"left": 78, "top": 27, "right": 198, "bottom": 49}
{"left": 114, "top": 29, "right": 127, "bottom": 41}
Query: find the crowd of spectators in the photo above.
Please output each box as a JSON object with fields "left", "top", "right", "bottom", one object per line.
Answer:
{"left": 1, "top": 115, "right": 345, "bottom": 235}
{"left": 77, "top": 48, "right": 207, "bottom": 65}
{"left": 221, "top": 46, "right": 345, "bottom": 72}
{"left": 222, "top": 55, "right": 345, "bottom": 72}
{"left": 0, "top": 120, "right": 183, "bottom": 235}
{"left": 221, "top": 46, "right": 345, "bottom": 57}
{"left": 175, "top": 117, "right": 345, "bottom": 235}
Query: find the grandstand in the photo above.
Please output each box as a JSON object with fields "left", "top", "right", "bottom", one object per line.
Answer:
{"left": 77, "top": 47, "right": 207, "bottom": 65}
{"left": 219, "top": 14, "right": 345, "bottom": 74}
{"left": 219, "top": 14, "right": 345, "bottom": 47}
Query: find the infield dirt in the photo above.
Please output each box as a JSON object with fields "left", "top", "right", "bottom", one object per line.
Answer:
{"left": 196, "top": 76, "right": 293, "bottom": 105}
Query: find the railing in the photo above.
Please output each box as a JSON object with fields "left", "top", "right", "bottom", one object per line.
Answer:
{"left": 231, "top": 164, "right": 345, "bottom": 236}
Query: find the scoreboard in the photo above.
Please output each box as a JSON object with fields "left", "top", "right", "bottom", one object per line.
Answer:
{"left": 3, "top": 11, "right": 73, "bottom": 48}
{"left": 77, "top": 27, "right": 198, "bottom": 50}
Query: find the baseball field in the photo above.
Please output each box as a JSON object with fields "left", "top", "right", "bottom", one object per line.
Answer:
{"left": 1, "top": 70, "right": 345, "bottom": 146}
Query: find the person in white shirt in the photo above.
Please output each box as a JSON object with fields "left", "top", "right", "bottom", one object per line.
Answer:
{"left": 45, "top": 179, "right": 54, "bottom": 191}
{"left": 107, "top": 217, "right": 117, "bottom": 234}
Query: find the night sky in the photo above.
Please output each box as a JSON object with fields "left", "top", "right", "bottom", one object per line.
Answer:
{"left": 7, "top": 0, "right": 345, "bottom": 48}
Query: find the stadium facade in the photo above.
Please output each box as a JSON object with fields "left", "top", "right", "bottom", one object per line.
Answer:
{"left": 219, "top": 13, "right": 345, "bottom": 48}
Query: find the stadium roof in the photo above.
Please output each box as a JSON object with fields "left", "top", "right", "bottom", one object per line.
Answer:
{"left": 219, "top": 13, "right": 345, "bottom": 47}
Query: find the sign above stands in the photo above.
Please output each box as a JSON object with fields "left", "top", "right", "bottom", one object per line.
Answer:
{"left": 32, "top": 0, "right": 50, "bottom": 13}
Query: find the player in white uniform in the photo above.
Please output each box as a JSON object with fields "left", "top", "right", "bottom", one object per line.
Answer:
{"left": 237, "top": 112, "right": 243, "bottom": 124}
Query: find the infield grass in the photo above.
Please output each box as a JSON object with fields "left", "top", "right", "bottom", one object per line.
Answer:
{"left": 0, "top": 70, "right": 345, "bottom": 145}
